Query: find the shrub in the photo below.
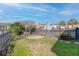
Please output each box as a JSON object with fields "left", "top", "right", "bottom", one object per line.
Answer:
{"left": 59, "top": 32, "right": 73, "bottom": 40}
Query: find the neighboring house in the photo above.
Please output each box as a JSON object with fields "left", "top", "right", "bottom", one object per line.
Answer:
{"left": 36, "top": 24, "right": 42, "bottom": 29}
{"left": 58, "top": 24, "right": 79, "bottom": 30}
{"left": 20, "top": 20, "right": 79, "bottom": 31}
{"left": 20, "top": 20, "right": 36, "bottom": 30}
{"left": 66, "top": 24, "right": 79, "bottom": 29}
{"left": 59, "top": 26, "right": 66, "bottom": 29}
{"left": 0, "top": 23, "right": 10, "bottom": 34}
{"left": 36, "top": 24, "right": 58, "bottom": 30}
{"left": 52, "top": 24, "right": 59, "bottom": 29}
{"left": 43, "top": 24, "right": 53, "bottom": 30}
{"left": 35, "top": 24, "right": 44, "bottom": 31}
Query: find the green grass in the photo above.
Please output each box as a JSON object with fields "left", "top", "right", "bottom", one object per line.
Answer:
{"left": 53, "top": 40, "right": 79, "bottom": 56}
{"left": 13, "top": 45, "right": 32, "bottom": 56}
{"left": 11, "top": 40, "right": 32, "bottom": 56}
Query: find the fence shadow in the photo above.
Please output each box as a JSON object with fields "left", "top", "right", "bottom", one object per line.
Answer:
{"left": 51, "top": 29, "right": 75, "bottom": 56}
{"left": 59, "top": 30, "right": 74, "bottom": 40}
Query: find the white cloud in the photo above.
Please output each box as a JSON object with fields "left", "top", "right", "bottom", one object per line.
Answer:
{"left": 3, "top": 3, "right": 21, "bottom": 7}
{"left": 28, "top": 4, "right": 56, "bottom": 13}
{"left": 38, "top": 4, "right": 57, "bottom": 11}
{"left": 59, "top": 9, "right": 78, "bottom": 15}
{"left": 31, "top": 7, "right": 48, "bottom": 12}
{"left": 33, "top": 13, "right": 48, "bottom": 17}
{"left": 25, "top": 5, "right": 56, "bottom": 13}
{"left": 2, "top": 3, "right": 23, "bottom": 10}
{"left": 2, "top": 3, "right": 56, "bottom": 13}
{"left": 58, "top": 4, "right": 79, "bottom": 15}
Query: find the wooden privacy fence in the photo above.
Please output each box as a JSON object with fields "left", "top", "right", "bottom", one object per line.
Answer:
{"left": 0, "top": 32, "right": 11, "bottom": 51}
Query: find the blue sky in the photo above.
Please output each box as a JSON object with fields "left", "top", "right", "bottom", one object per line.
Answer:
{"left": 0, "top": 3, "right": 79, "bottom": 24}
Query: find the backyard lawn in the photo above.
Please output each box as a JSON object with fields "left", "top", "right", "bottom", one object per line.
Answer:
{"left": 10, "top": 35, "right": 57, "bottom": 56}
{"left": 53, "top": 40, "right": 79, "bottom": 56}
{"left": 10, "top": 35, "right": 79, "bottom": 56}
{"left": 11, "top": 40, "right": 32, "bottom": 56}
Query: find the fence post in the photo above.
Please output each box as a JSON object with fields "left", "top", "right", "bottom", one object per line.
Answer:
{"left": 75, "top": 27, "right": 79, "bottom": 41}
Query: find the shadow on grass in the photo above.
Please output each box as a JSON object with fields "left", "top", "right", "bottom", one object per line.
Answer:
{"left": 51, "top": 29, "right": 79, "bottom": 56}
{"left": 0, "top": 43, "right": 15, "bottom": 56}
{"left": 8, "top": 41, "right": 15, "bottom": 56}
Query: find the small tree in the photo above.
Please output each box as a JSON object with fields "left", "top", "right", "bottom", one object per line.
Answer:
{"left": 68, "top": 18, "right": 78, "bottom": 28}
{"left": 59, "top": 21, "right": 66, "bottom": 26}
{"left": 59, "top": 21, "right": 66, "bottom": 32}
{"left": 26, "top": 23, "right": 36, "bottom": 35}
{"left": 30, "top": 27, "right": 36, "bottom": 34}
{"left": 10, "top": 22, "right": 25, "bottom": 36}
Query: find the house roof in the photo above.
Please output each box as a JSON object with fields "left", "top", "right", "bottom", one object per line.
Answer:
{"left": 0, "top": 23, "right": 10, "bottom": 26}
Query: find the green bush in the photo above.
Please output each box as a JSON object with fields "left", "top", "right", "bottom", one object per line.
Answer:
{"left": 10, "top": 22, "right": 25, "bottom": 36}
{"left": 30, "top": 27, "right": 36, "bottom": 34}
{"left": 60, "top": 32, "right": 73, "bottom": 40}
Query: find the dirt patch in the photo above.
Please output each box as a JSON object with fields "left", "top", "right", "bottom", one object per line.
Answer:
{"left": 24, "top": 38, "right": 57, "bottom": 56}
{"left": 27, "top": 35, "right": 44, "bottom": 39}
{"left": 28, "top": 43, "right": 56, "bottom": 56}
